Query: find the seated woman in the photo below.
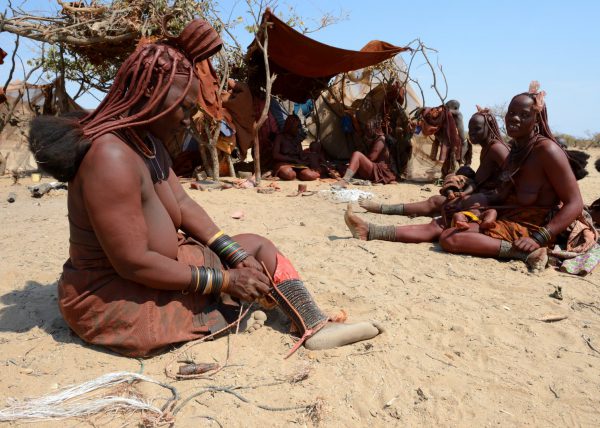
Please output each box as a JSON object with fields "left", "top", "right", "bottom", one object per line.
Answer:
{"left": 272, "top": 114, "right": 321, "bottom": 181}
{"left": 344, "top": 85, "right": 590, "bottom": 259}
{"left": 438, "top": 83, "right": 585, "bottom": 270}
{"left": 334, "top": 118, "right": 397, "bottom": 187}
{"left": 359, "top": 108, "right": 509, "bottom": 216}
{"left": 28, "top": 20, "right": 381, "bottom": 358}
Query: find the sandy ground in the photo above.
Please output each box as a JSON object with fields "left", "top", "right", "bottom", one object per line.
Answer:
{"left": 1, "top": 147, "right": 599, "bottom": 427}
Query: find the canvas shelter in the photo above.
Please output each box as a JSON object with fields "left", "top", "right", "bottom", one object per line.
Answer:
{"left": 0, "top": 79, "right": 81, "bottom": 173}
{"left": 246, "top": 8, "right": 410, "bottom": 103}
{"left": 302, "top": 58, "right": 440, "bottom": 180}
{"left": 245, "top": 10, "right": 439, "bottom": 180}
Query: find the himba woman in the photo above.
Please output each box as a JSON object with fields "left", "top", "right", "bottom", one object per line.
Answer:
{"left": 272, "top": 113, "right": 321, "bottom": 181}
{"left": 333, "top": 117, "right": 397, "bottom": 187}
{"left": 438, "top": 82, "right": 592, "bottom": 270}
{"left": 359, "top": 108, "right": 510, "bottom": 218}
{"left": 29, "top": 19, "right": 380, "bottom": 357}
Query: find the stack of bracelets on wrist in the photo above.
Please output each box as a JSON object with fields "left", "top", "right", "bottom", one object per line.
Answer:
{"left": 207, "top": 230, "right": 249, "bottom": 267}
{"left": 187, "top": 265, "right": 230, "bottom": 295}
{"left": 530, "top": 227, "right": 552, "bottom": 246}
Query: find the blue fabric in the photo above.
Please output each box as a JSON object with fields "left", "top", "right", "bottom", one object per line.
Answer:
{"left": 181, "top": 133, "right": 198, "bottom": 152}
{"left": 293, "top": 99, "right": 314, "bottom": 117}
{"left": 341, "top": 115, "right": 354, "bottom": 134}
{"left": 220, "top": 120, "right": 234, "bottom": 137}
{"left": 269, "top": 98, "right": 288, "bottom": 131}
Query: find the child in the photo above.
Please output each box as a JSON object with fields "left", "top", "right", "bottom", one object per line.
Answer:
{"left": 440, "top": 165, "right": 477, "bottom": 200}
{"left": 451, "top": 207, "right": 497, "bottom": 231}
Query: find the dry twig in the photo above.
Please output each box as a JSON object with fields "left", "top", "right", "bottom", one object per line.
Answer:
{"left": 582, "top": 334, "right": 600, "bottom": 355}
{"left": 425, "top": 352, "right": 457, "bottom": 368}
{"left": 173, "top": 385, "right": 309, "bottom": 416}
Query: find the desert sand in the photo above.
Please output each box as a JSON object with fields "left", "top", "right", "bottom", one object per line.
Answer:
{"left": 0, "top": 147, "right": 599, "bottom": 427}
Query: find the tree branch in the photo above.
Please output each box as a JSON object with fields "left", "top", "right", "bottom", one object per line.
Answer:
{"left": 0, "top": 21, "right": 138, "bottom": 46}
{"left": 251, "top": 10, "right": 277, "bottom": 184}
{"left": 3, "top": 34, "right": 19, "bottom": 93}
{"left": 419, "top": 41, "right": 447, "bottom": 104}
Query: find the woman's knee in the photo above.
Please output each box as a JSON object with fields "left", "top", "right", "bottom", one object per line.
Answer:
{"left": 234, "top": 233, "right": 271, "bottom": 247}
{"left": 233, "top": 233, "right": 276, "bottom": 254}
{"left": 277, "top": 168, "right": 296, "bottom": 180}
{"left": 298, "top": 169, "right": 319, "bottom": 181}
{"left": 349, "top": 151, "right": 362, "bottom": 162}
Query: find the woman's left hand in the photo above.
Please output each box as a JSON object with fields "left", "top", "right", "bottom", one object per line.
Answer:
{"left": 513, "top": 237, "right": 541, "bottom": 253}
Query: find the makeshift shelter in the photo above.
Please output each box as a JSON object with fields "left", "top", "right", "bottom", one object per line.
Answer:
{"left": 301, "top": 57, "right": 440, "bottom": 181}
{"left": 244, "top": 10, "right": 439, "bottom": 180}
{"left": 246, "top": 9, "right": 410, "bottom": 103}
{"left": 0, "top": 80, "right": 82, "bottom": 173}
{"left": 243, "top": 9, "right": 435, "bottom": 179}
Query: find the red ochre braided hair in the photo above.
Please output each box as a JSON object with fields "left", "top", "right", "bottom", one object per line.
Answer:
{"left": 474, "top": 105, "right": 504, "bottom": 144}
{"left": 29, "top": 18, "right": 222, "bottom": 182}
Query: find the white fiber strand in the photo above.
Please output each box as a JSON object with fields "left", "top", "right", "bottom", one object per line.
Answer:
{"left": 0, "top": 372, "right": 166, "bottom": 421}
{"left": 319, "top": 188, "right": 374, "bottom": 203}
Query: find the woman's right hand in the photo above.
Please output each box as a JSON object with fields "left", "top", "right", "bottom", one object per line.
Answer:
{"left": 226, "top": 267, "right": 272, "bottom": 302}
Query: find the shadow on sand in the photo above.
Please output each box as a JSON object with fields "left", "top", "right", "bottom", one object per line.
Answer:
{"left": 0, "top": 280, "right": 80, "bottom": 346}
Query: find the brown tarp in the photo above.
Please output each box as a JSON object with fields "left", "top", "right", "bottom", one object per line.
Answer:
{"left": 247, "top": 9, "right": 410, "bottom": 102}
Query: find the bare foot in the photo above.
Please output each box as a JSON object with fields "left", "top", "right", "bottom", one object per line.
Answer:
{"left": 358, "top": 197, "right": 382, "bottom": 213}
{"left": 526, "top": 247, "right": 548, "bottom": 272}
{"left": 304, "top": 321, "right": 382, "bottom": 350}
{"left": 242, "top": 310, "right": 267, "bottom": 333}
{"left": 344, "top": 204, "right": 369, "bottom": 240}
{"left": 455, "top": 220, "right": 470, "bottom": 231}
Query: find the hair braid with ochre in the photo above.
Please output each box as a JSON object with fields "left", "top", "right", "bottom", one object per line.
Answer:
{"left": 81, "top": 16, "right": 224, "bottom": 144}
{"left": 474, "top": 106, "right": 504, "bottom": 144}
{"left": 29, "top": 18, "right": 223, "bottom": 181}
{"left": 80, "top": 43, "right": 193, "bottom": 156}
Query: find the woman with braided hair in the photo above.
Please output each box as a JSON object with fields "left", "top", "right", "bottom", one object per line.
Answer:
{"left": 333, "top": 117, "right": 397, "bottom": 188}
{"left": 29, "top": 19, "right": 380, "bottom": 357}
{"left": 438, "top": 82, "right": 590, "bottom": 270}
{"left": 358, "top": 108, "right": 509, "bottom": 218}
{"left": 271, "top": 114, "right": 321, "bottom": 181}
{"left": 345, "top": 108, "right": 510, "bottom": 244}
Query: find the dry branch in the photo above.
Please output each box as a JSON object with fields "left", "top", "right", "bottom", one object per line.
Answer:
{"left": 248, "top": 3, "right": 278, "bottom": 184}
{"left": 419, "top": 41, "right": 447, "bottom": 104}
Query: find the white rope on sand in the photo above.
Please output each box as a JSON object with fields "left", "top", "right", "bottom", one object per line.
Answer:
{"left": 0, "top": 372, "right": 173, "bottom": 422}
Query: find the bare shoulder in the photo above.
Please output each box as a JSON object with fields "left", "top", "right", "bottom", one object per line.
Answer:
{"left": 78, "top": 133, "right": 144, "bottom": 185}
{"left": 488, "top": 142, "right": 510, "bottom": 157}
{"left": 483, "top": 141, "right": 509, "bottom": 166}
{"left": 80, "top": 134, "right": 140, "bottom": 171}
{"left": 535, "top": 137, "right": 566, "bottom": 160}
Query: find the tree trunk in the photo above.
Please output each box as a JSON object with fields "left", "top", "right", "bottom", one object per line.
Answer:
{"left": 209, "top": 143, "right": 219, "bottom": 180}
{"left": 199, "top": 144, "right": 213, "bottom": 178}
{"left": 253, "top": 128, "right": 261, "bottom": 184}
{"left": 227, "top": 153, "right": 235, "bottom": 177}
